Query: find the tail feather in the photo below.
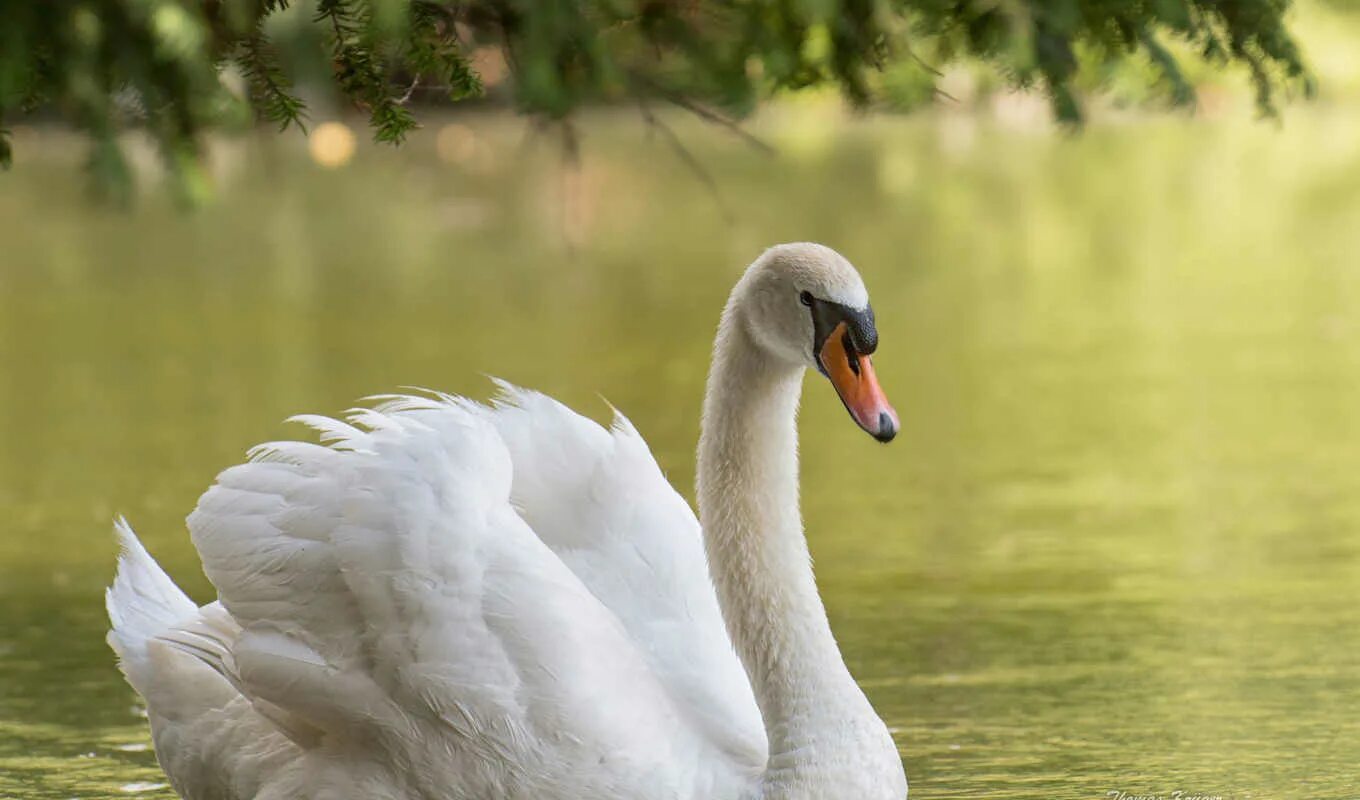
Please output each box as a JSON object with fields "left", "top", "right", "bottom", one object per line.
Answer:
{"left": 106, "top": 517, "right": 197, "bottom": 687}
{"left": 106, "top": 519, "right": 317, "bottom": 749}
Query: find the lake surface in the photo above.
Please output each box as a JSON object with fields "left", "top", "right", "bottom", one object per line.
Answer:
{"left": 1, "top": 107, "right": 1358, "bottom": 798}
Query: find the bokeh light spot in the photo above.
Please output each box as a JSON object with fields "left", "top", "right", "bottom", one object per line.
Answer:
{"left": 309, "top": 122, "right": 357, "bottom": 169}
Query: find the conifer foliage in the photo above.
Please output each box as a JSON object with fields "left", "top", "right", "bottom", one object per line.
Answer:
{"left": 0, "top": 0, "right": 1310, "bottom": 193}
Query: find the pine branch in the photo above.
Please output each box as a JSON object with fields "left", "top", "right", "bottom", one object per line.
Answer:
{"left": 408, "top": 0, "right": 485, "bottom": 102}
{"left": 236, "top": 31, "right": 308, "bottom": 132}
{"left": 317, "top": 0, "right": 418, "bottom": 144}
{"left": 0, "top": 0, "right": 1317, "bottom": 200}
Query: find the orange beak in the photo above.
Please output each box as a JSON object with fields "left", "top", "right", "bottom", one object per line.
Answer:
{"left": 819, "top": 321, "right": 899, "bottom": 442}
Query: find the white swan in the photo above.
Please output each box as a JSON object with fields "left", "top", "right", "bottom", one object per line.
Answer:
{"left": 106, "top": 242, "right": 908, "bottom": 800}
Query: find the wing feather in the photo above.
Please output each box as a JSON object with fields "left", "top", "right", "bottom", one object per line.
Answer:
{"left": 485, "top": 381, "right": 767, "bottom": 770}
{"left": 185, "top": 394, "right": 750, "bottom": 798}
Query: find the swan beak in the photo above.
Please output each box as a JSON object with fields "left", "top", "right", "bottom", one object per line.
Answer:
{"left": 819, "top": 322, "right": 899, "bottom": 443}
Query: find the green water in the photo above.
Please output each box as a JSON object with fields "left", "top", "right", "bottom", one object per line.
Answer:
{"left": 1, "top": 108, "right": 1359, "bottom": 798}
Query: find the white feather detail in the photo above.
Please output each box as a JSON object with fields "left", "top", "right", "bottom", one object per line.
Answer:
{"left": 107, "top": 388, "right": 764, "bottom": 800}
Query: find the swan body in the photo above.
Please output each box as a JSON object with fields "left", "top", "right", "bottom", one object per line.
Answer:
{"left": 107, "top": 243, "right": 908, "bottom": 800}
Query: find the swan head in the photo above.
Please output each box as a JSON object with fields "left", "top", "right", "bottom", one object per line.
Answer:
{"left": 738, "top": 242, "right": 899, "bottom": 443}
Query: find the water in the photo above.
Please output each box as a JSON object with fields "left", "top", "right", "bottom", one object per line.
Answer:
{"left": 1, "top": 108, "right": 1359, "bottom": 798}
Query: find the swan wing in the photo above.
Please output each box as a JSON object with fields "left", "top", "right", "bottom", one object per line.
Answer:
{"left": 185, "top": 396, "right": 753, "bottom": 799}
{"left": 484, "top": 382, "right": 766, "bottom": 769}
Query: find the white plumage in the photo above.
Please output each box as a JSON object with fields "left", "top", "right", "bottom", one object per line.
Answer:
{"left": 107, "top": 243, "right": 908, "bottom": 800}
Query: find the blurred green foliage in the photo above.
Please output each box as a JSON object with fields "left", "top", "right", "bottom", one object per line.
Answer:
{"left": 0, "top": 0, "right": 1312, "bottom": 199}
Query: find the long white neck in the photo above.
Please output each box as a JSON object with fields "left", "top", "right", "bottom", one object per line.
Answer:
{"left": 695, "top": 295, "right": 881, "bottom": 768}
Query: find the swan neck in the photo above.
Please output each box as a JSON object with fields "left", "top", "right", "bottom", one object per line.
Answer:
{"left": 695, "top": 304, "right": 867, "bottom": 758}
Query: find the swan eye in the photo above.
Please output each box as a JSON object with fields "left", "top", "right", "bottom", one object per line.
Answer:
{"left": 799, "top": 291, "right": 813, "bottom": 307}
